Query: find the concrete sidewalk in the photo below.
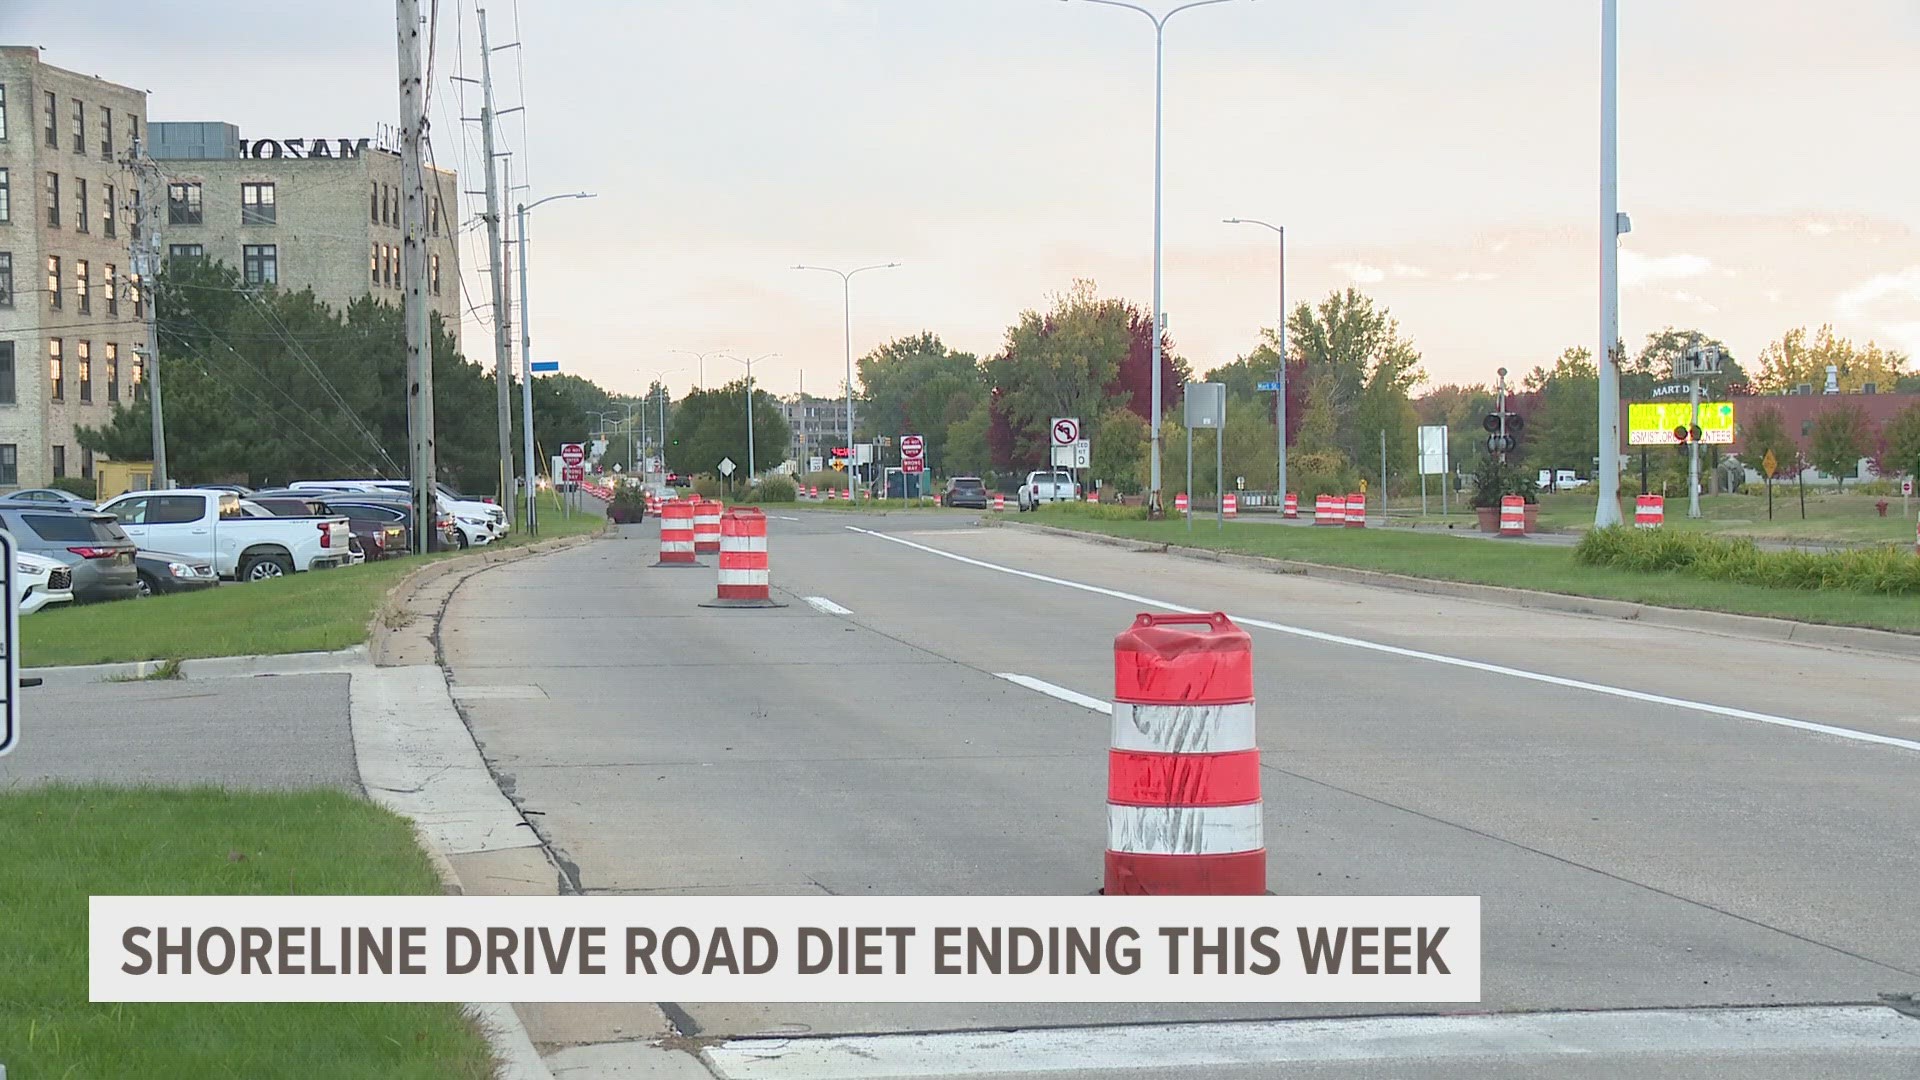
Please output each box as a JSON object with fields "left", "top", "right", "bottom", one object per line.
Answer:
{"left": 0, "top": 672, "right": 358, "bottom": 789}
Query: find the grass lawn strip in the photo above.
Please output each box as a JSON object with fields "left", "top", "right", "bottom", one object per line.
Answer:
{"left": 1026, "top": 507, "right": 1920, "bottom": 634}
{"left": 0, "top": 786, "right": 492, "bottom": 1079}
{"left": 23, "top": 490, "right": 603, "bottom": 668}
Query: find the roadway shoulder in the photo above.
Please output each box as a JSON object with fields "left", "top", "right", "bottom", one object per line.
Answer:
{"left": 995, "top": 520, "right": 1920, "bottom": 660}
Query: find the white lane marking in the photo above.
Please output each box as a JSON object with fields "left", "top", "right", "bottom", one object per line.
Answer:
{"left": 804, "top": 596, "right": 853, "bottom": 616}
{"left": 849, "top": 526, "right": 1920, "bottom": 755}
{"left": 772, "top": 515, "right": 801, "bottom": 521}
{"left": 994, "top": 673, "right": 1110, "bottom": 713}
{"left": 702, "top": 1005, "right": 1920, "bottom": 1078}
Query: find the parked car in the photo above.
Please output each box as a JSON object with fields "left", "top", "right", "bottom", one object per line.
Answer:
{"left": 0, "top": 506, "right": 141, "bottom": 601}
{"left": 257, "top": 490, "right": 457, "bottom": 554}
{"left": 134, "top": 550, "right": 219, "bottom": 597}
{"left": 942, "top": 476, "right": 991, "bottom": 509}
{"left": 196, "top": 483, "right": 256, "bottom": 498}
{"left": 250, "top": 494, "right": 411, "bottom": 560}
{"left": 292, "top": 480, "right": 504, "bottom": 547}
{"left": 15, "top": 549, "right": 76, "bottom": 614}
{"left": 1, "top": 487, "right": 97, "bottom": 511}
{"left": 1017, "top": 469, "right": 1080, "bottom": 511}
{"left": 96, "top": 489, "right": 352, "bottom": 582}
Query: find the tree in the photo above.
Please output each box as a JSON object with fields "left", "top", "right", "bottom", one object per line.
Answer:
{"left": 1286, "top": 288, "right": 1425, "bottom": 469}
{"left": 1880, "top": 403, "right": 1920, "bottom": 480}
{"left": 1089, "top": 406, "right": 1149, "bottom": 495}
{"left": 1737, "top": 406, "right": 1796, "bottom": 476}
{"left": 1807, "top": 403, "right": 1871, "bottom": 490}
{"left": 663, "top": 379, "right": 791, "bottom": 482}
{"left": 945, "top": 397, "right": 995, "bottom": 480}
{"left": 1521, "top": 347, "right": 1600, "bottom": 480}
{"left": 1415, "top": 383, "right": 1497, "bottom": 481}
{"left": 1754, "top": 325, "right": 1909, "bottom": 394}
{"left": 1293, "top": 371, "right": 1340, "bottom": 455}
{"left": 985, "top": 279, "right": 1185, "bottom": 469}
{"left": 856, "top": 332, "right": 984, "bottom": 468}
{"left": 1627, "top": 327, "right": 1745, "bottom": 397}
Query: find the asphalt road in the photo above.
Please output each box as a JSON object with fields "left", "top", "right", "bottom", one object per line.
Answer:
{"left": 438, "top": 508, "right": 1920, "bottom": 1077}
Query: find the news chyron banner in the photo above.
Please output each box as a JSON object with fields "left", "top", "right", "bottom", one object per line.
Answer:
{"left": 91, "top": 895, "right": 1480, "bottom": 1003}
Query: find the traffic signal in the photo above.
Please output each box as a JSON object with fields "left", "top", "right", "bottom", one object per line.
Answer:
{"left": 1672, "top": 424, "right": 1705, "bottom": 444}
{"left": 1484, "top": 412, "right": 1523, "bottom": 454}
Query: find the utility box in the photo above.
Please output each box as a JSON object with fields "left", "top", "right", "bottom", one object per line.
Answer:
{"left": 96, "top": 461, "right": 155, "bottom": 500}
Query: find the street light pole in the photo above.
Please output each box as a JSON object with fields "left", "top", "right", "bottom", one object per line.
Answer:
{"left": 671, "top": 348, "right": 732, "bottom": 392}
{"left": 515, "top": 191, "right": 595, "bottom": 536}
{"left": 1595, "top": 0, "right": 1626, "bottom": 527}
{"left": 642, "top": 367, "right": 681, "bottom": 474}
{"left": 1225, "top": 217, "right": 1286, "bottom": 501}
{"left": 795, "top": 263, "right": 901, "bottom": 500}
{"left": 722, "top": 353, "right": 779, "bottom": 480}
{"left": 1071, "top": 0, "right": 1246, "bottom": 519}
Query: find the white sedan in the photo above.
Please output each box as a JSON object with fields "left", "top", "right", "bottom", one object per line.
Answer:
{"left": 17, "top": 550, "right": 76, "bottom": 615}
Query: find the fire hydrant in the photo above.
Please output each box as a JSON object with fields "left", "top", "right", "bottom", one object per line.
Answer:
{"left": 1876, "top": 500, "right": 1890, "bottom": 518}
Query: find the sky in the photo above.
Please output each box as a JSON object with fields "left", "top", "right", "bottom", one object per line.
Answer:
{"left": 10, "top": 0, "right": 1920, "bottom": 400}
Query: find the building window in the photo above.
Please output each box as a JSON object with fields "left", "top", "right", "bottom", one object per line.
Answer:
{"left": 430, "top": 195, "right": 441, "bottom": 236}
{"left": 243, "top": 244, "right": 277, "bottom": 286}
{"left": 49, "top": 339, "right": 63, "bottom": 402}
{"left": 370, "top": 181, "right": 379, "bottom": 224}
{"left": 101, "top": 105, "right": 113, "bottom": 160}
{"left": 132, "top": 272, "right": 143, "bottom": 318}
{"left": 45, "top": 172, "right": 59, "bottom": 227}
{"left": 75, "top": 259, "right": 89, "bottom": 313}
{"left": 167, "top": 182, "right": 202, "bottom": 225}
{"left": 0, "top": 445, "right": 16, "bottom": 486}
{"left": 106, "top": 342, "right": 118, "bottom": 402}
{"left": 70, "top": 99, "right": 84, "bottom": 153}
{"left": 431, "top": 253, "right": 441, "bottom": 295}
{"left": 131, "top": 348, "right": 143, "bottom": 388}
{"left": 384, "top": 245, "right": 395, "bottom": 287}
{"left": 370, "top": 243, "right": 379, "bottom": 287}
{"left": 129, "top": 113, "right": 139, "bottom": 154}
{"left": 81, "top": 446, "right": 94, "bottom": 479}
{"left": 168, "top": 243, "right": 204, "bottom": 262}
{"left": 0, "top": 84, "right": 8, "bottom": 141}
{"left": 105, "top": 262, "right": 117, "bottom": 314}
{"left": 43, "top": 91, "right": 56, "bottom": 147}
{"left": 0, "top": 252, "right": 11, "bottom": 309}
{"left": 0, "top": 342, "right": 13, "bottom": 405}
{"left": 130, "top": 186, "right": 141, "bottom": 240}
{"left": 102, "top": 183, "right": 115, "bottom": 236}
{"left": 52, "top": 444, "right": 65, "bottom": 479}
{"left": 0, "top": 167, "right": 8, "bottom": 222}
{"left": 75, "top": 176, "right": 88, "bottom": 232}
{"left": 242, "top": 182, "right": 276, "bottom": 225}
{"left": 77, "top": 341, "right": 91, "bottom": 402}
{"left": 47, "top": 255, "right": 60, "bottom": 310}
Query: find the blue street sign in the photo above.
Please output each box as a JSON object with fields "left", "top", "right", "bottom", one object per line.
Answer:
{"left": 1256, "top": 381, "right": 1281, "bottom": 392}
{"left": 531, "top": 361, "right": 560, "bottom": 373}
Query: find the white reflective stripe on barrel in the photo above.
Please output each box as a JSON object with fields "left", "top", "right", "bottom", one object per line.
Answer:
{"left": 661, "top": 540, "right": 695, "bottom": 553}
{"left": 717, "top": 569, "right": 769, "bottom": 585}
{"left": 1106, "top": 802, "right": 1263, "bottom": 856}
{"left": 722, "top": 535, "right": 768, "bottom": 552}
{"left": 1110, "top": 701, "right": 1256, "bottom": 754}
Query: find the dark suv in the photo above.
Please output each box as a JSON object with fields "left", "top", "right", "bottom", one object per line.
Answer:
{"left": 942, "top": 476, "right": 991, "bottom": 509}
{"left": 0, "top": 505, "right": 141, "bottom": 601}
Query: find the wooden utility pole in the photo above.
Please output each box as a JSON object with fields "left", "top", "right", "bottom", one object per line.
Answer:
{"left": 398, "top": 0, "right": 437, "bottom": 551}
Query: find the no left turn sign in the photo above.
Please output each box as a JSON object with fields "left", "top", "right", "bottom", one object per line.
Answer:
{"left": 1052, "top": 417, "right": 1080, "bottom": 447}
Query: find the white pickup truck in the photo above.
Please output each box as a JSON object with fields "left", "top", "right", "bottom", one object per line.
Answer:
{"left": 96, "top": 488, "right": 353, "bottom": 582}
{"left": 1018, "top": 469, "right": 1080, "bottom": 511}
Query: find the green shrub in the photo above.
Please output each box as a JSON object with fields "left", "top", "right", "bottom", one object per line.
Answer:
{"left": 1032, "top": 502, "right": 1151, "bottom": 522}
{"left": 50, "top": 475, "right": 99, "bottom": 499}
{"left": 747, "top": 476, "right": 797, "bottom": 503}
{"left": 1575, "top": 525, "right": 1920, "bottom": 595}
{"left": 692, "top": 475, "right": 726, "bottom": 500}
{"left": 1288, "top": 449, "right": 1359, "bottom": 500}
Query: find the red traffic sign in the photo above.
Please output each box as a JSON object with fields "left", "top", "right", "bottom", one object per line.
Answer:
{"left": 900, "top": 434, "right": 925, "bottom": 458}
{"left": 1051, "top": 417, "right": 1080, "bottom": 447}
{"left": 562, "top": 463, "right": 584, "bottom": 483}
{"left": 561, "top": 443, "right": 586, "bottom": 465}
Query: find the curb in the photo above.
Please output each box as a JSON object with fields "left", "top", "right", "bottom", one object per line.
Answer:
{"left": 22, "top": 645, "right": 371, "bottom": 688}
{"left": 996, "top": 520, "right": 1920, "bottom": 660}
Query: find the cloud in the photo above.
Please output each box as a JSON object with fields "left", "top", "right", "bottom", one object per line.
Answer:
{"left": 1669, "top": 291, "right": 1720, "bottom": 314}
{"left": 1620, "top": 250, "right": 1713, "bottom": 288}
{"left": 1800, "top": 219, "right": 1833, "bottom": 236}
{"left": 1834, "top": 265, "right": 1920, "bottom": 319}
{"left": 1389, "top": 263, "right": 1431, "bottom": 279}
{"left": 1342, "top": 262, "right": 1387, "bottom": 284}
{"left": 1452, "top": 270, "right": 1498, "bottom": 283}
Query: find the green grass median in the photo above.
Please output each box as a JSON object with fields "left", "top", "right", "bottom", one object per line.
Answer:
{"left": 24, "top": 490, "right": 603, "bottom": 668}
{"left": 0, "top": 786, "right": 492, "bottom": 1079}
{"left": 1025, "top": 505, "right": 1920, "bottom": 634}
